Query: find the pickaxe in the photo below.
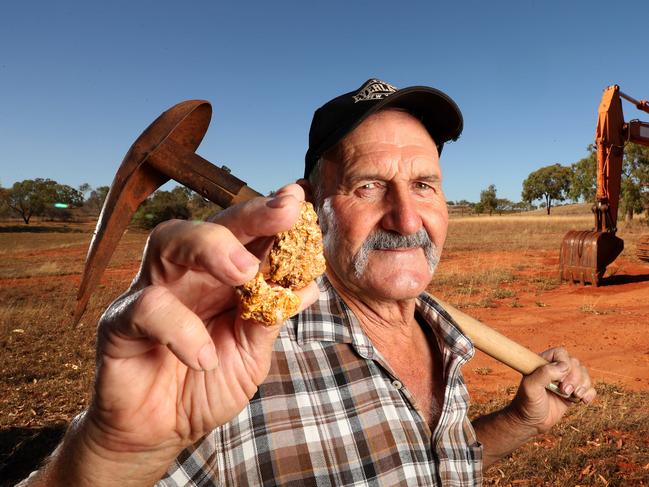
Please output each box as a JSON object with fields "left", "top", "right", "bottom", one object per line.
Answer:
{"left": 73, "top": 100, "right": 260, "bottom": 325}
{"left": 74, "top": 100, "right": 577, "bottom": 402}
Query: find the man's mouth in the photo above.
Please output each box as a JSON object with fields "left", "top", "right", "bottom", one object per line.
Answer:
{"left": 374, "top": 246, "right": 421, "bottom": 251}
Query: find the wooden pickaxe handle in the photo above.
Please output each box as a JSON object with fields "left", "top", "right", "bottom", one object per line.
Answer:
{"left": 433, "top": 297, "right": 578, "bottom": 402}
{"left": 433, "top": 297, "right": 545, "bottom": 375}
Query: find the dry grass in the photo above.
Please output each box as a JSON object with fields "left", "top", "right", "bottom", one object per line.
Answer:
{"left": 446, "top": 215, "right": 593, "bottom": 252}
{"left": 470, "top": 384, "right": 649, "bottom": 486}
{"left": 1, "top": 211, "right": 648, "bottom": 485}
{"left": 432, "top": 210, "right": 649, "bottom": 309}
{"left": 447, "top": 212, "right": 648, "bottom": 257}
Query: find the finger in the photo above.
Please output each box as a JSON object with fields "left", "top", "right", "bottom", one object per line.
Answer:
{"left": 294, "top": 281, "right": 321, "bottom": 313}
{"left": 101, "top": 286, "right": 219, "bottom": 371}
{"left": 273, "top": 183, "right": 306, "bottom": 200}
{"left": 554, "top": 356, "right": 582, "bottom": 396}
{"left": 540, "top": 348, "right": 596, "bottom": 403}
{"left": 564, "top": 363, "right": 596, "bottom": 403}
{"left": 146, "top": 220, "right": 261, "bottom": 287}
{"left": 214, "top": 190, "right": 304, "bottom": 243}
{"left": 231, "top": 281, "right": 321, "bottom": 364}
{"left": 242, "top": 185, "right": 309, "bottom": 261}
{"left": 525, "top": 360, "right": 571, "bottom": 393}
{"left": 540, "top": 346, "right": 571, "bottom": 365}
{"left": 579, "top": 382, "right": 597, "bottom": 404}
{"left": 539, "top": 346, "right": 571, "bottom": 387}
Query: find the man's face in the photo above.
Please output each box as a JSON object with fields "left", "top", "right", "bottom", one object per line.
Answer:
{"left": 316, "top": 109, "right": 448, "bottom": 301}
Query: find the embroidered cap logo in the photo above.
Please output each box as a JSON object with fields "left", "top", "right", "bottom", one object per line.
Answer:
{"left": 352, "top": 79, "right": 398, "bottom": 103}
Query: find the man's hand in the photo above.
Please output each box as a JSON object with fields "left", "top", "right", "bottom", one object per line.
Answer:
{"left": 473, "top": 347, "right": 596, "bottom": 467}
{"left": 35, "top": 184, "right": 319, "bottom": 486}
{"left": 507, "top": 347, "right": 596, "bottom": 435}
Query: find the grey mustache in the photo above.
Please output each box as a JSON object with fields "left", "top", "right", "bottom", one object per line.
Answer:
{"left": 354, "top": 228, "right": 440, "bottom": 278}
{"left": 363, "top": 228, "right": 432, "bottom": 250}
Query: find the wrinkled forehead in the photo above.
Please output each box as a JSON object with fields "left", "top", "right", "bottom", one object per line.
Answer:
{"left": 335, "top": 108, "right": 437, "bottom": 154}
{"left": 327, "top": 110, "right": 440, "bottom": 177}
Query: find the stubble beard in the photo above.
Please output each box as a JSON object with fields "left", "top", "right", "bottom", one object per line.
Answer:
{"left": 317, "top": 198, "right": 440, "bottom": 281}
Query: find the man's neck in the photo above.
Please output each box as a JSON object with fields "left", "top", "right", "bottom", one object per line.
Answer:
{"left": 325, "top": 271, "right": 420, "bottom": 348}
{"left": 326, "top": 272, "right": 444, "bottom": 427}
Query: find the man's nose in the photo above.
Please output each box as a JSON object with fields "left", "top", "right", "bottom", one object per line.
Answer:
{"left": 381, "top": 187, "right": 422, "bottom": 236}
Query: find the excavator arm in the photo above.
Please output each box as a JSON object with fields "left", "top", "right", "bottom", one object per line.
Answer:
{"left": 560, "top": 85, "right": 649, "bottom": 285}
{"left": 595, "top": 86, "right": 649, "bottom": 233}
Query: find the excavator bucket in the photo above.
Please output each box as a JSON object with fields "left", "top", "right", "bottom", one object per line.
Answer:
{"left": 559, "top": 85, "right": 629, "bottom": 287}
{"left": 559, "top": 230, "right": 624, "bottom": 286}
{"left": 638, "top": 235, "right": 649, "bottom": 262}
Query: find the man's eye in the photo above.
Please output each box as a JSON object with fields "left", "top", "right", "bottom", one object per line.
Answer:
{"left": 360, "top": 182, "right": 378, "bottom": 190}
{"left": 414, "top": 182, "right": 434, "bottom": 191}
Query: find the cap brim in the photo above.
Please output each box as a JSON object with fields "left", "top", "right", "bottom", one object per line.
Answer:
{"left": 374, "top": 86, "right": 464, "bottom": 146}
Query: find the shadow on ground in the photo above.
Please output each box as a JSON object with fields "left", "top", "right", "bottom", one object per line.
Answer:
{"left": 603, "top": 273, "right": 649, "bottom": 286}
{"left": 0, "top": 424, "right": 66, "bottom": 486}
{"left": 0, "top": 225, "right": 86, "bottom": 233}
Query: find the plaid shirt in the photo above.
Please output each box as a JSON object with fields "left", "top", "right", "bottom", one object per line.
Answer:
{"left": 158, "top": 276, "right": 482, "bottom": 486}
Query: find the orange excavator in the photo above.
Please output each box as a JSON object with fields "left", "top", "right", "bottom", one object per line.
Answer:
{"left": 560, "top": 85, "right": 649, "bottom": 285}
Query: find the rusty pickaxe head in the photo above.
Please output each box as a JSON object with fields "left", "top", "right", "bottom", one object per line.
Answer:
{"left": 73, "top": 100, "right": 262, "bottom": 324}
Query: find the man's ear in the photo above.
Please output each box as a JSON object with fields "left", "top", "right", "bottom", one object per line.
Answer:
{"left": 296, "top": 178, "right": 314, "bottom": 204}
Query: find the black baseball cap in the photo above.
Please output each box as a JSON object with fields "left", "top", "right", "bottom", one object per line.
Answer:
{"left": 304, "top": 78, "right": 463, "bottom": 178}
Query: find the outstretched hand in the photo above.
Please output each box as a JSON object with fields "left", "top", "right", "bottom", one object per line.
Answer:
{"left": 59, "top": 184, "right": 320, "bottom": 485}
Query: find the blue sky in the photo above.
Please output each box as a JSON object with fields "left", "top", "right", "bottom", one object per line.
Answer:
{"left": 1, "top": 0, "right": 648, "bottom": 203}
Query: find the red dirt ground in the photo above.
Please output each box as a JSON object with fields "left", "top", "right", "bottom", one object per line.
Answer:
{"left": 436, "top": 253, "right": 649, "bottom": 402}
{"left": 2, "top": 221, "right": 648, "bottom": 485}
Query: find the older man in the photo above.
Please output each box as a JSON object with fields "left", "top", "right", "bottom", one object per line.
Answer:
{"left": 22, "top": 79, "right": 595, "bottom": 486}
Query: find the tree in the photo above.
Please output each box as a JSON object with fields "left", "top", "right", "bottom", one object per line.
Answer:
{"left": 522, "top": 164, "right": 572, "bottom": 215}
{"left": 187, "top": 190, "right": 222, "bottom": 221}
{"left": 568, "top": 142, "right": 649, "bottom": 221}
{"left": 83, "top": 186, "right": 110, "bottom": 214}
{"left": 78, "top": 182, "right": 92, "bottom": 196}
{"left": 512, "top": 201, "right": 536, "bottom": 212}
{"left": 0, "top": 185, "right": 11, "bottom": 218}
{"left": 620, "top": 143, "right": 649, "bottom": 222}
{"left": 1, "top": 178, "right": 83, "bottom": 224}
{"left": 479, "top": 184, "right": 498, "bottom": 215}
{"left": 133, "top": 187, "right": 192, "bottom": 229}
{"left": 569, "top": 145, "right": 597, "bottom": 203}
{"left": 495, "top": 198, "right": 514, "bottom": 214}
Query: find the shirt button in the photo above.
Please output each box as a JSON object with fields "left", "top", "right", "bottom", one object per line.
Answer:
{"left": 391, "top": 380, "right": 403, "bottom": 390}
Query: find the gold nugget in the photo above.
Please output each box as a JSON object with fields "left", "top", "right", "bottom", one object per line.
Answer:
{"left": 238, "top": 201, "right": 326, "bottom": 325}
{"left": 238, "top": 273, "right": 301, "bottom": 324}
{"left": 268, "top": 201, "right": 327, "bottom": 289}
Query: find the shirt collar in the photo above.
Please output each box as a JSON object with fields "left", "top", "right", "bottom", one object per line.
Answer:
{"left": 292, "top": 275, "right": 475, "bottom": 363}
{"left": 416, "top": 293, "right": 475, "bottom": 364}
{"left": 293, "top": 276, "right": 373, "bottom": 356}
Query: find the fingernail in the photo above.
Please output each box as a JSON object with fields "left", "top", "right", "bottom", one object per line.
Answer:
{"left": 564, "top": 384, "right": 574, "bottom": 395}
{"left": 266, "top": 194, "right": 292, "bottom": 209}
{"left": 230, "top": 248, "right": 259, "bottom": 274}
{"left": 198, "top": 343, "right": 218, "bottom": 371}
